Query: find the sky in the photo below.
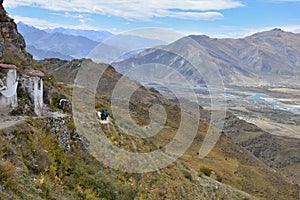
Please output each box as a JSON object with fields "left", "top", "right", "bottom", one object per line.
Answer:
{"left": 3, "top": 0, "right": 300, "bottom": 38}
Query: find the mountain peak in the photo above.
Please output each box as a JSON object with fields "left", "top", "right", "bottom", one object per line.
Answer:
{"left": 247, "top": 28, "right": 294, "bottom": 39}
{"left": 272, "top": 28, "right": 284, "bottom": 32}
{"left": 188, "top": 34, "right": 210, "bottom": 40}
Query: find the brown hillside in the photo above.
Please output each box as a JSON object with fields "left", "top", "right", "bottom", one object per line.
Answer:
{"left": 40, "top": 58, "right": 300, "bottom": 199}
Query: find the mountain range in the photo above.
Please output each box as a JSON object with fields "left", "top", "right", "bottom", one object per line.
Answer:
{"left": 88, "top": 34, "right": 167, "bottom": 64}
{"left": 44, "top": 27, "right": 113, "bottom": 42}
{"left": 17, "top": 22, "right": 101, "bottom": 60}
{"left": 17, "top": 22, "right": 168, "bottom": 61}
{"left": 113, "top": 28, "right": 300, "bottom": 86}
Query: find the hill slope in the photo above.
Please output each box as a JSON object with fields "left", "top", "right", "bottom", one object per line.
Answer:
{"left": 40, "top": 58, "right": 300, "bottom": 199}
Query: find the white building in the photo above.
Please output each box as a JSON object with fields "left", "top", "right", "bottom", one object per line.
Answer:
{"left": 20, "top": 70, "right": 44, "bottom": 116}
{"left": 0, "top": 64, "right": 18, "bottom": 111}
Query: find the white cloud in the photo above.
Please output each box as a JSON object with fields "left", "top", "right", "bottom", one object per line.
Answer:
{"left": 278, "top": 24, "right": 300, "bottom": 33}
{"left": 271, "top": 0, "right": 300, "bottom": 2}
{"left": 51, "top": 12, "right": 92, "bottom": 25}
{"left": 124, "top": 28, "right": 185, "bottom": 43}
{"left": 12, "top": 15, "right": 101, "bottom": 30}
{"left": 4, "top": 0, "right": 243, "bottom": 21}
{"left": 156, "top": 10, "right": 224, "bottom": 20}
{"left": 61, "top": 12, "right": 85, "bottom": 19}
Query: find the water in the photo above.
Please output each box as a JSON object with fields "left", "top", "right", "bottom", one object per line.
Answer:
{"left": 142, "top": 81, "right": 300, "bottom": 115}
{"left": 248, "top": 93, "right": 300, "bottom": 115}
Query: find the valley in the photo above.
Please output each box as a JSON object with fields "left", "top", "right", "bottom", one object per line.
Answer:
{"left": 143, "top": 81, "right": 300, "bottom": 139}
{"left": 227, "top": 86, "right": 300, "bottom": 138}
{"left": 211, "top": 85, "right": 300, "bottom": 139}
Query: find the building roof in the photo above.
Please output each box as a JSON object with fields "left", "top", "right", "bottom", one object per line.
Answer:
{"left": 23, "top": 70, "right": 45, "bottom": 77}
{"left": 0, "top": 64, "right": 17, "bottom": 69}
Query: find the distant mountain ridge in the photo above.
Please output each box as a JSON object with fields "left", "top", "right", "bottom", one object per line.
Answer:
{"left": 113, "top": 28, "right": 300, "bottom": 86}
{"left": 44, "top": 27, "right": 113, "bottom": 42}
{"left": 88, "top": 34, "right": 167, "bottom": 64}
{"left": 27, "top": 45, "right": 74, "bottom": 60}
{"left": 17, "top": 22, "right": 100, "bottom": 60}
{"left": 17, "top": 22, "right": 168, "bottom": 62}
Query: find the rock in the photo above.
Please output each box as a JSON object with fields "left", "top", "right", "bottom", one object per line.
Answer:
{"left": 46, "top": 116, "right": 88, "bottom": 151}
{"left": 0, "top": 0, "right": 32, "bottom": 64}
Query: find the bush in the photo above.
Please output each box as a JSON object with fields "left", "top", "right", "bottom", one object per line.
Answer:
{"left": 200, "top": 167, "right": 212, "bottom": 177}
{"left": 0, "top": 160, "right": 16, "bottom": 185}
{"left": 216, "top": 175, "right": 223, "bottom": 182}
{"left": 182, "top": 170, "right": 192, "bottom": 181}
{"left": 1, "top": 49, "right": 28, "bottom": 67}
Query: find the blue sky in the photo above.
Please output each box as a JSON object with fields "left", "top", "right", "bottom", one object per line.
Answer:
{"left": 3, "top": 0, "right": 300, "bottom": 38}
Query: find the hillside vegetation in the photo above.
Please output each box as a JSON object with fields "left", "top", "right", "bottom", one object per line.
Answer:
{"left": 40, "top": 58, "right": 300, "bottom": 199}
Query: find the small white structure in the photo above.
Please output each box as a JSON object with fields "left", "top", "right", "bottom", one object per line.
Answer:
{"left": 0, "top": 64, "right": 18, "bottom": 110}
{"left": 96, "top": 111, "right": 110, "bottom": 124}
{"left": 21, "top": 70, "right": 44, "bottom": 116}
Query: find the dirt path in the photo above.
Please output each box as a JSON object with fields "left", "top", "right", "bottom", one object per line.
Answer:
{"left": 0, "top": 115, "right": 26, "bottom": 130}
{"left": 0, "top": 110, "right": 70, "bottom": 130}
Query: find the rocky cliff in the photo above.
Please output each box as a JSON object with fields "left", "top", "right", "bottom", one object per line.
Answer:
{"left": 0, "top": 1, "right": 32, "bottom": 67}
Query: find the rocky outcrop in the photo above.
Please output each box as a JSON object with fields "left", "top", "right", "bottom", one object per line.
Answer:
{"left": 0, "top": 0, "right": 8, "bottom": 22}
{"left": 46, "top": 116, "right": 89, "bottom": 151}
{"left": 0, "top": 0, "right": 32, "bottom": 66}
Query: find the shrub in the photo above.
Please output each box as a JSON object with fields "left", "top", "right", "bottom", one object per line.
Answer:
{"left": 182, "top": 170, "right": 192, "bottom": 181}
{"left": 0, "top": 160, "right": 16, "bottom": 185}
{"left": 200, "top": 167, "right": 212, "bottom": 177}
{"left": 1, "top": 49, "right": 28, "bottom": 67}
{"left": 216, "top": 175, "right": 223, "bottom": 182}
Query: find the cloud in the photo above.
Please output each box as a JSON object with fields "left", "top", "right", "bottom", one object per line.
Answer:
{"left": 61, "top": 12, "right": 86, "bottom": 19}
{"left": 271, "top": 0, "right": 300, "bottom": 2}
{"left": 12, "top": 15, "right": 100, "bottom": 30}
{"left": 156, "top": 10, "right": 224, "bottom": 20}
{"left": 279, "top": 24, "right": 300, "bottom": 32}
{"left": 51, "top": 12, "right": 92, "bottom": 24}
{"left": 4, "top": 0, "right": 243, "bottom": 21}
